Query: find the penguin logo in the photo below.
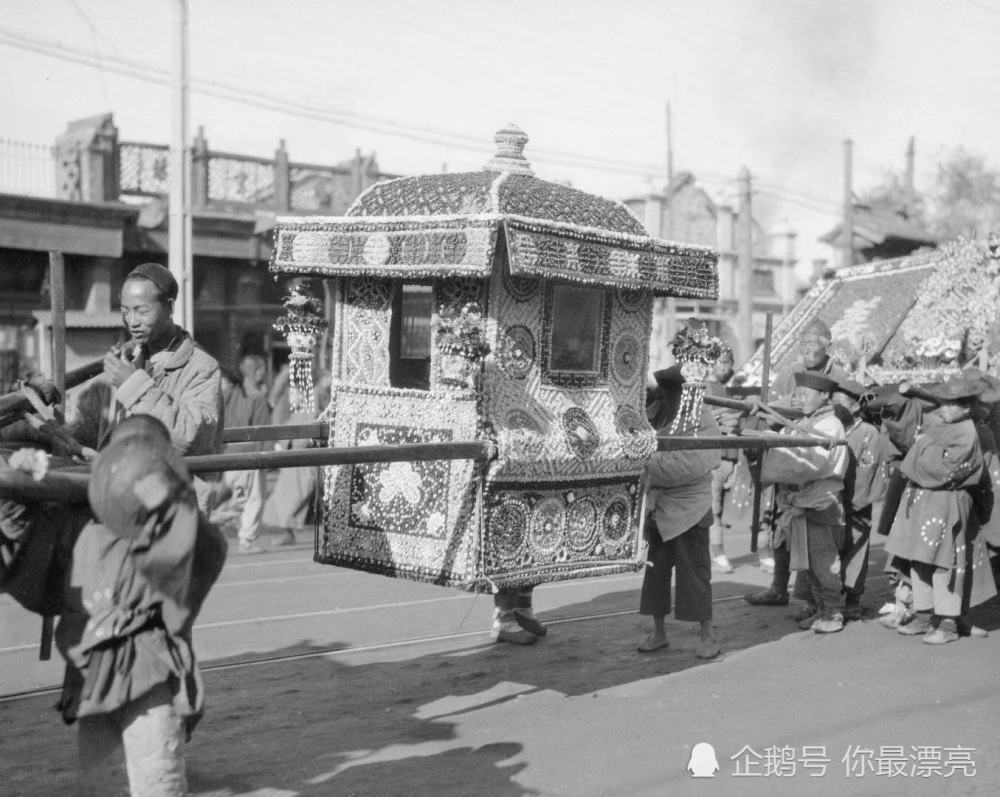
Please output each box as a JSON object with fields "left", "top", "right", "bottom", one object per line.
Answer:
{"left": 687, "top": 742, "right": 720, "bottom": 778}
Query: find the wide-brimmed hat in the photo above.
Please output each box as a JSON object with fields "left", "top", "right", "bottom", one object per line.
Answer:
{"left": 793, "top": 370, "right": 838, "bottom": 393}
{"left": 962, "top": 368, "right": 1000, "bottom": 403}
{"left": 924, "top": 377, "right": 984, "bottom": 403}
{"left": 802, "top": 318, "right": 832, "bottom": 341}
{"left": 87, "top": 435, "right": 190, "bottom": 540}
{"left": 833, "top": 377, "right": 867, "bottom": 400}
{"left": 652, "top": 364, "right": 685, "bottom": 390}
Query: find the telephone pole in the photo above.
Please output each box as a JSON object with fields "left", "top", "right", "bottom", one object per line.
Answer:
{"left": 842, "top": 138, "right": 854, "bottom": 270}
{"left": 737, "top": 166, "right": 754, "bottom": 361}
{"left": 169, "top": 0, "right": 193, "bottom": 332}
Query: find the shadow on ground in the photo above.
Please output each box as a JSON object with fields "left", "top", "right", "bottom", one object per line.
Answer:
{"left": 11, "top": 542, "right": 1000, "bottom": 796}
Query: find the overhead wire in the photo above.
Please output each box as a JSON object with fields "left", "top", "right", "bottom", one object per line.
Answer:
{"left": 0, "top": 22, "right": 846, "bottom": 212}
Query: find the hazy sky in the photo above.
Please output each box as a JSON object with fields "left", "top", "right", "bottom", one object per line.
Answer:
{"left": 2, "top": 0, "right": 999, "bottom": 270}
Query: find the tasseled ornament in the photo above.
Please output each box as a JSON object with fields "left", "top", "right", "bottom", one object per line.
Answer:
{"left": 669, "top": 362, "right": 709, "bottom": 435}
{"left": 669, "top": 321, "right": 728, "bottom": 435}
{"left": 287, "top": 331, "right": 317, "bottom": 413}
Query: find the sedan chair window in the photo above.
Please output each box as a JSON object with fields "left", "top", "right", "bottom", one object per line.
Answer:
{"left": 389, "top": 283, "right": 433, "bottom": 390}
{"left": 546, "top": 284, "right": 608, "bottom": 385}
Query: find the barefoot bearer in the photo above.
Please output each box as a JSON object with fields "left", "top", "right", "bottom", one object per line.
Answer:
{"left": 637, "top": 365, "right": 721, "bottom": 659}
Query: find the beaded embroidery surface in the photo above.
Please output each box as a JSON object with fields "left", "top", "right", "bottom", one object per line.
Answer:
{"left": 270, "top": 125, "right": 720, "bottom": 590}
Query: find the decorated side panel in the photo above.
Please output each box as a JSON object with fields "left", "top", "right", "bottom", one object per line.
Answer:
{"left": 483, "top": 254, "right": 655, "bottom": 483}
{"left": 482, "top": 476, "right": 645, "bottom": 587}
{"left": 338, "top": 276, "right": 393, "bottom": 387}
{"left": 319, "top": 386, "right": 482, "bottom": 587}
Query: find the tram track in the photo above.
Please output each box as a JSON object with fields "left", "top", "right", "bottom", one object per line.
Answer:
{"left": 0, "top": 594, "right": 752, "bottom": 704}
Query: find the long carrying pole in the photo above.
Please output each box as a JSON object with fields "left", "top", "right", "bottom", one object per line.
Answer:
{"left": 749, "top": 311, "right": 774, "bottom": 553}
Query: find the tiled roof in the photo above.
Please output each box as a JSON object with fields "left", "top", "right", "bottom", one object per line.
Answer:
{"left": 820, "top": 204, "right": 936, "bottom": 248}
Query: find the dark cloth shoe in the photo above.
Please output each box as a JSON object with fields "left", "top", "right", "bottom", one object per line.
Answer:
{"left": 744, "top": 587, "right": 789, "bottom": 606}
{"left": 792, "top": 603, "right": 818, "bottom": 624}
{"left": 491, "top": 626, "right": 538, "bottom": 645}
{"left": 513, "top": 610, "right": 547, "bottom": 637}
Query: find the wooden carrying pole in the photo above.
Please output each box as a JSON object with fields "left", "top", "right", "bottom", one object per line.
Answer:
{"left": 0, "top": 359, "right": 105, "bottom": 421}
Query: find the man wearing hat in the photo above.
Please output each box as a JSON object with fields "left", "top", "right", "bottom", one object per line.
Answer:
{"left": 1, "top": 415, "right": 226, "bottom": 793}
{"left": 57, "top": 416, "right": 227, "bottom": 793}
{"left": 768, "top": 318, "right": 849, "bottom": 404}
{"left": 831, "top": 376, "right": 886, "bottom": 619}
{"left": 747, "top": 370, "right": 849, "bottom": 632}
{"left": 752, "top": 317, "right": 848, "bottom": 575}
{"left": 885, "top": 376, "right": 997, "bottom": 643}
{"left": 102, "top": 263, "right": 223, "bottom": 460}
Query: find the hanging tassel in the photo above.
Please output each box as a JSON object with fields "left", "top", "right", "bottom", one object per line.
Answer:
{"left": 286, "top": 330, "right": 317, "bottom": 414}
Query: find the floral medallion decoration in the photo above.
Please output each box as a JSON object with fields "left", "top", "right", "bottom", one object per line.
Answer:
{"left": 437, "top": 301, "right": 490, "bottom": 389}
{"left": 348, "top": 423, "right": 453, "bottom": 538}
{"left": 530, "top": 498, "right": 566, "bottom": 555}
{"left": 614, "top": 405, "right": 653, "bottom": 459}
{"left": 612, "top": 333, "right": 641, "bottom": 383}
{"left": 498, "top": 325, "right": 536, "bottom": 379}
{"left": 565, "top": 497, "right": 599, "bottom": 553}
{"left": 561, "top": 406, "right": 600, "bottom": 459}
{"left": 668, "top": 321, "right": 727, "bottom": 436}
{"left": 274, "top": 282, "right": 328, "bottom": 413}
{"left": 488, "top": 497, "right": 531, "bottom": 569}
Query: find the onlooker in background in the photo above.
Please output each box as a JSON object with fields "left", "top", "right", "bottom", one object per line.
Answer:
{"left": 267, "top": 362, "right": 292, "bottom": 427}
{"left": 704, "top": 345, "right": 740, "bottom": 573}
{"left": 239, "top": 353, "right": 267, "bottom": 399}
{"left": 262, "top": 370, "right": 331, "bottom": 546}
{"left": 212, "top": 366, "right": 270, "bottom": 555}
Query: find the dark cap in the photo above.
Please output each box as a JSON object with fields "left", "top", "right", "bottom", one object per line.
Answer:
{"left": 653, "top": 364, "right": 685, "bottom": 390}
{"left": 88, "top": 435, "right": 190, "bottom": 540}
{"left": 126, "top": 262, "right": 178, "bottom": 302}
{"left": 962, "top": 368, "right": 1000, "bottom": 403}
{"left": 925, "top": 376, "right": 985, "bottom": 403}
{"left": 834, "top": 377, "right": 866, "bottom": 400}
{"left": 803, "top": 318, "right": 832, "bottom": 341}
{"left": 793, "top": 370, "right": 838, "bottom": 393}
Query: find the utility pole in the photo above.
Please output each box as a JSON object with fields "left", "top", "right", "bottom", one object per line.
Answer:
{"left": 842, "top": 138, "right": 854, "bottom": 270}
{"left": 663, "top": 101, "right": 676, "bottom": 361}
{"left": 904, "top": 136, "right": 916, "bottom": 218}
{"left": 737, "top": 166, "right": 754, "bottom": 362}
{"left": 665, "top": 101, "right": 674, "bottom": 186}
{"left": 170, "top": 0, "right": 193, "bottom": 332}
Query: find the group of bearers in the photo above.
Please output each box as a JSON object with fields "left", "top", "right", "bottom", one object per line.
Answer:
{"left": 636, "top": 317, "right": 1000, "bottom": 656}
{"left": 733, "top": 319, "right": 996, "bottom": 644}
